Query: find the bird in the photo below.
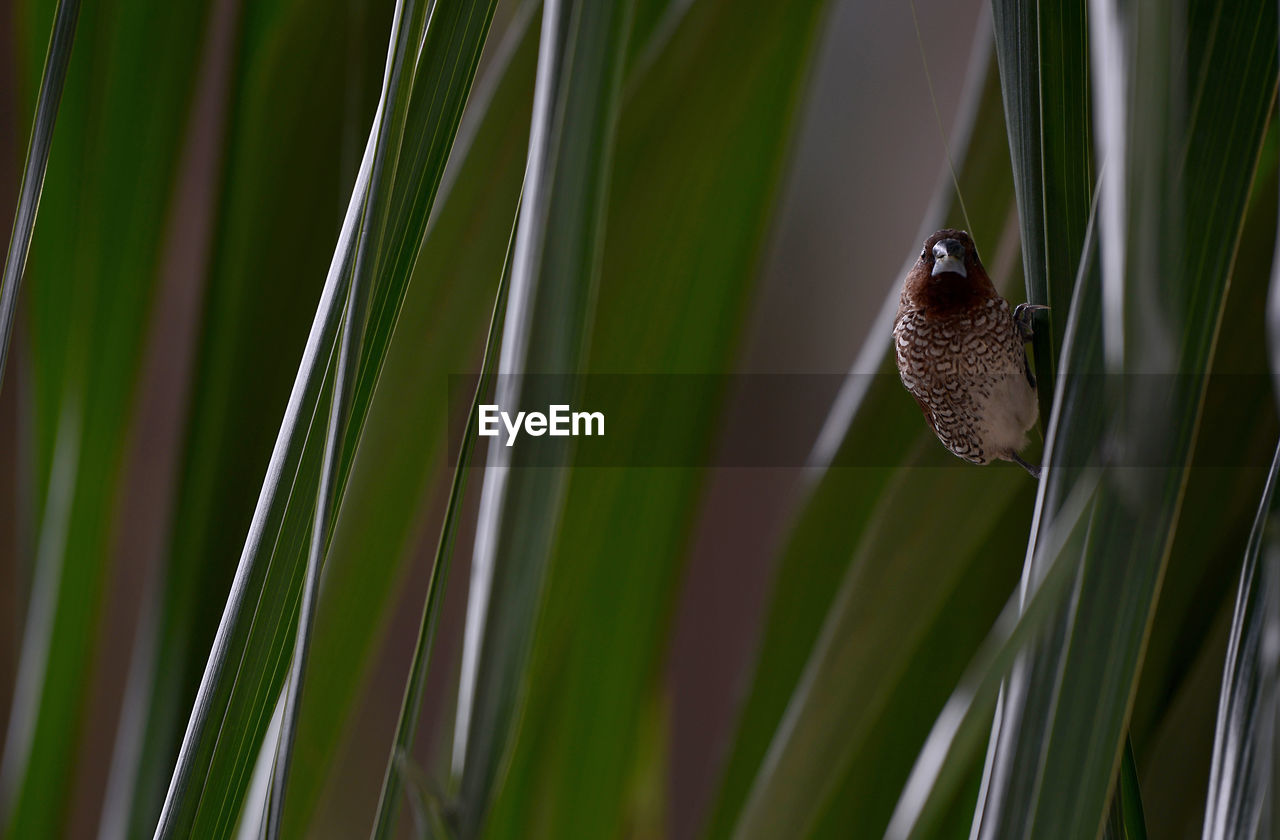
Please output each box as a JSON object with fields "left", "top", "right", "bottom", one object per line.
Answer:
{"left": 892, "top": 228, "right": 1046, "bottom": 478}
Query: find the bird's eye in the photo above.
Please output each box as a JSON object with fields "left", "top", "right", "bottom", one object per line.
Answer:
{"left": 921, "top": 248, "right": 928, "bottom": 260}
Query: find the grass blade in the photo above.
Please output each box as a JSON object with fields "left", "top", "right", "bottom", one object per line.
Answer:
{"left": 884, "top": 471, "right": 1101, "bottom": 840}
{"left": 154, "top": 1, "right": 499, "bottom": 834}
{"left": 4, "top": 0, "right": 213, "bottom": 832}
{"left": 369, "top": 199, "right": 518, "bottom": 840}
{"left": 0, "top": 0, "right": 78, "bottom": 392}
{"left": 0, "top": 0, "right": 80, "bottom": 816}
{"left": 263, "top": 0, "right": 429, "bottom": 831}
{"left": 155, "top": 103, "right": 374, "bottom": 840}
{"left": 990, "top": 0, "right": 1092, "bottom": 407}
{"left": 1200, "top": 441, "right": 1280, "bottom": 839}
{"left": 450, "top": 0, "right": 635, "bottom": 833}
{"left": 1123, "top": 130, "right": 1280, "bottom": 834}
{"left": 1102, "top": 741, "right": 1148, "bottom": 840}
{"left": 273, "top": 8, "right": 538, "bottom": 833}
{"left": 728, "top": 466, "right": 1031, "bottom": 840}
{"left": 974, "top": 1, "right": 1278, "bottom": 836}
{"left": 283, "top": 5, "right": 687, "bottom": 831}
{"left": 109, "top": 3, "right": 394, "bottom": 831}
{"left": 478, "top": 0, "right": 833, "bottom": 836}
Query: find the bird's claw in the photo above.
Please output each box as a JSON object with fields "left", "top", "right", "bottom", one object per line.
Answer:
{"left": 1009, "top": 451, "right": 1041, "bottom": 480}
{"left": 1013, "top": 303, "right": 1049, "bottom": 343}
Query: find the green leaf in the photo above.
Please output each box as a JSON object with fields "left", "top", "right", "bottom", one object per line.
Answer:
{"left": 1122, "top": 121, "right": 1280, "bottom": 832}
{"left": 369, "top": 193, "right": 519, "bottom": 840}
{"left": 0, "top": 0, "right": 77, "bottom": 390}
{"left": 2, "top": 0, "right": 211, "bottom": 834}
{"left": 394, "top": 750, "right": 454, "bottom": 840}
{"left": 449, "top": 1, "right": 636, "bottom": 834}
{"left": 729, "top": 467, "right": 1034, "bottom": 840}
{"left": 1200, "top": 441, "right": 1280, "bottom": 839}
{"left": 264, "top": 0, "right": 434, "bottom": 832}
{"left": 883, "top": 467, "right": 1103, "bottom": 840}
{"left": 973, "top": 1, "right": 1279, "bottom": 837}
{"left": 277, "top": 4, "right": 683, "bottom": 831}
{"left": 474, "top": 0, "right": 831, "bottom": 837}
{"left": 153, "top": 2, "right": 499, "bottom": 835}
{"left": 990, "top": 0, "right": 1092, "bottom": 414}
{"left": 1102, "top": 741, "right": 1148, "bottom": 840}
{"left": 275, "top": 9, "right": 539, "bottom": 835}
{"left": 111, "top": 2, "right": 393, "bottom": 833}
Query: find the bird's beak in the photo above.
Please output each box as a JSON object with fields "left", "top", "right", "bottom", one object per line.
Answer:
{"left": 932, "top": 253, "right": 966, "bottom": 278}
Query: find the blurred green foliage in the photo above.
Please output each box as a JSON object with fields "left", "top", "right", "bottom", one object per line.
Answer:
{"left": 2, "top": 0, "right": 1280, "bottom": 838}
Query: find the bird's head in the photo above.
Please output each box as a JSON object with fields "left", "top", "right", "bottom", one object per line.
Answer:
{"left": 900, "top": 229, "right": 997, "bottom": 312}
{"left": 920, "top": 229, "right": 979, "bottom": 280}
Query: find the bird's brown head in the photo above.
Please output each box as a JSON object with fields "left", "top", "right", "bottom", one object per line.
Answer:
{"left": 920, "top": 229, "right": 979, "bottom": 278}
{"left": 904, "top": 229, "right": 996, "bottom": 309}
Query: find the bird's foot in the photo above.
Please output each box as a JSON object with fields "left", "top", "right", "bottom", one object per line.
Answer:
{"left": 1013, "top": 303, "right": 1050, "bottom": 343}
{"left": 1009, "top": 451, "right": 1041, "bottom": 480}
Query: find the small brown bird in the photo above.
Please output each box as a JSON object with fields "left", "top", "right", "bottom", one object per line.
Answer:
{"left": 893, "top": 229, "right": 1044, "bottom": 477}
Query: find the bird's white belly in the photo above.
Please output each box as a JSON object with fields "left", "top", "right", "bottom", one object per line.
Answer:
{"left": 971, "top": 369, "right": 1038, "bottom": 458}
